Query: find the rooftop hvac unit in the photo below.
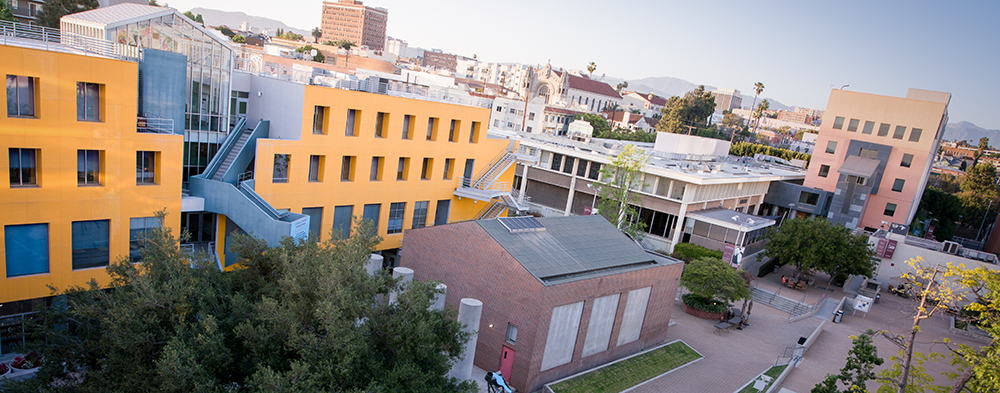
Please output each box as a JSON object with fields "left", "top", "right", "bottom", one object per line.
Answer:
{"left": 942, "top": 241, "right": 960, "bottom": 255}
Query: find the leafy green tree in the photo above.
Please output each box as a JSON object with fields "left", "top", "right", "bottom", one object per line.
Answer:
{"left": 959, "top": 162, "right": 998, "bottom": 225}
{"left": 656, "top": 95, "right": 690, "bottom": 134}
{"left": 182, "top": 11, "right": 203, "bottom": 24}
{"left": 0, "top": 0, "right": 16, "bottom": 22}
{"left": 729, "top": 141, "right": 811, "bottom": 163}
{"left": 148, "top": 0, "right": 159, "bottom": 5}
{"left": 812, "top": 330, "right": 885, "bottom": 393}
{"left": 912, "top": 187, "right": 963, "bottom": 241}
{"left": 232, "top": 35, "right": 246, "bottom": 44}
{"left": 680, "top": 257, "right": 751, "bottom": 304}
{"left": 595, "top": 144, "right": 649, "bottom": 241}
{"left": 762, "top": 218, "right": 876, "bottom": 281}
{"left": 944, "top": 267, "right": 1000, "bottom": 393}
{"left": 722, "top": 110, "right": 744, "bottom": 130}
{"left": 214, "top": 25, "right": 235, "bottom": 38}
{"left": 574, "top": 113, "right": 611, "bottom": 136}
{"left": 684, "top": 85, "right": 716, "bottom": 126}
{"left": 615, "top": 81, "right": 629, "bottom": 93}
{"left": 36, "top": 0, "right": 98, "bottom": 28}
{"left": 973, "top": 136, "right": 990, "bottom": 167}
{"left": 654, "top": 86, "right": 716, "bottom": 135}
{"left": 6, "top": 214, "right": 475, "bottom": 393}
{"left": 311, "top": 27, "right": 322, "bottom": 39}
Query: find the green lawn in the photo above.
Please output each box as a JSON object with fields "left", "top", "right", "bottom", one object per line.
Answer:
{"left": 549, "top": 341, "right": 701, "bottom": 393}
{"left": 736, "top": 364, "right": 788, "bottom": 393}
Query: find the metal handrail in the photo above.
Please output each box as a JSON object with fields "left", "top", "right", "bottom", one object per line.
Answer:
{"left": 0, "top": 20, "right": 140, "bottom": 61}
{"left": 238, "top": 182, "right": 287, "bottom": 220}
{"left": 237, "top": 170, "right": 254, "bottom": 185}
{"left": 137, "top": 114, "right": 174, "bottom": 134}
{"left": 201, "top": 118, "right": 248, "bottom": 180}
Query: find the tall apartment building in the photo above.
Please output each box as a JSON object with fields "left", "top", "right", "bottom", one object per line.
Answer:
{"left": 711, "top": 87, "right": 742, "bottom": 113}
{"left": 320, "top": 0, "right": 388, "bottom": 51}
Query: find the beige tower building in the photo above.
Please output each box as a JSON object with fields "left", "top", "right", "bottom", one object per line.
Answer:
{"left": 320, "top": 0, "right": 388, "bottom": 51}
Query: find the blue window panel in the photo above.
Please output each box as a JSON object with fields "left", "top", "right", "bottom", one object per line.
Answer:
{"left": 332, "top": 205, "right": 353, "bottom": 239}
{"left": 5, "top": 223, "right": 49, "bottom": 277}
{"left": 72, "top": 220, "right": 110, "bottom": 269}
{"left": 363, "top": 203, "right": 381, "bottom": 234}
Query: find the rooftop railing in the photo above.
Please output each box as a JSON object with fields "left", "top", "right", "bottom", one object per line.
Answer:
{"left": 0, "top": 20, "right": 140, "bottom": 61}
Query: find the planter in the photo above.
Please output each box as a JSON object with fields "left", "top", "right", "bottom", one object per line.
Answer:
{"left": 681, "top": 301, "right": 725, "bottom": 320}
{"left": 0, "top": 363, "right": 10, "bottom": 378}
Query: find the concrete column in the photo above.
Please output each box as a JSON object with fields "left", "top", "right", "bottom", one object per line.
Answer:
{"left": 366, "top": 254, "right": 384, "bottom": 276}
{"left": 388, "top": 267, "right": 414, "bottom": 305}
{"left": 448, "top": 298, "right": 483, "bottom": 381}
{"left": 669, "top": 203, "right": 688, "bottom": 254}
{"left": 430, "top": 283, "right": 447, "bottom": 312}
{"left": 564, "top": 159, "right": 579, "bottom": 216}
{"left": 518, "top": 164, "right": 529, "bottom": 205}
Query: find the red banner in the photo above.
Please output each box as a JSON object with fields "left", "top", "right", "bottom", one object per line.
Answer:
{"left": 875, "top": 238, "right": 888, "bottom": 257}
{"left": 883, "top": 240, "right": 897, "bottom": 259}
{"left": 723, "top": 243, "right": 735, "bottom": 267}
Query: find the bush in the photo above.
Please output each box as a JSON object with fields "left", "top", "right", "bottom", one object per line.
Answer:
{"left": 757, "top": 258, "right": 782, "bottom": 277}
{"left": 672, "top": 243, "right": 723, "bottom": 262}
{"left": 681, "top": 293, "right": 727, "bottom": 314}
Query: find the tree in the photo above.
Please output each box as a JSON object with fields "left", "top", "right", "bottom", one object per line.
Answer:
{"left": 595, "top": 144, "right": 649, "bottom": 241}
{"left": 680, "top": 257, "right": 752, "bottom": 304}
{"left": 215, "top": 25, "right": 236, "bottom": 38}
{"left": 812, "top": 330, "right": 884, "bottom": 393}
{"left": 944, "top": 267, "right": 1000, "bottom": 393}
{"left": 616, "top": 81, "right": 629, "bottom": 93}
{"left": 232, "top": 35, "right": 246, "bottom": 44}
{"left": 656, "top": 96, "right": 689, "bottom": 134}
{"left": 958, "top": 163, "right": 998, "bottom": 225}
{"left": 6, "top": 214, "right": 476, "bottom": 393}
{"left": 973, "top": 137, "right": 990, "bottom": 167}
{"left": 912, "top": 187, "right": 963, "bottom": 241}
{"left": 182, "top": 11, "right": 203, "bottom": 24}
{"left": 587, "top": 61, "right": 597, "bottom": 77}
{"left": 762, "top": 218, "right": 876, "bottom": 282}
{"left": 752, "top": 99, "right": 770, "bottom": 137}
{"left": 0, "top": 0, "right": 15, "bottom": 22}
{"left": 745, "top": 82, "right": 764, "bottom": 129}
{"left": 148, "top": 0, "right": 159, "bottom": 5}
{"left": 655, "top": 86, "right": 716, "bottom": 135}
{"left": 36, "top": 0, "right": 98, "bottom": 28}
{"left": 574, "top": 113, "right": 611, "bottom": 136}
{"left": 722, "top": 111, "right": 744, "bottom": 130}
{"left": 311, "top": 27, "right": 322, "bottom": 40}
{"left": 684, "top": 85, "right": 716, "bottom": 126}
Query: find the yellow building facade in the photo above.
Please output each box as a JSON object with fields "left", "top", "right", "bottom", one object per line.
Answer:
{"left": 1, "top": 45, "right": 183, "bottom": 305}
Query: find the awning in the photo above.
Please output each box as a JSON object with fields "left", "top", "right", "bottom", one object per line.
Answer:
{"left": 686, "top": 208, "right": 775, "bottom": 232}
{"left": 837, "top": 155, "right": 880, "bottom": 178}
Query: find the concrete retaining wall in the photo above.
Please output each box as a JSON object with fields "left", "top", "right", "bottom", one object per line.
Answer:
{"left": 680, "top": 302, "right": 724, "bottom": 321}
{"left": 766, "top": 320, "right": 825, "bottom": 393}
{"left": 949, "top": 317, "right": 993, "bottom": 344}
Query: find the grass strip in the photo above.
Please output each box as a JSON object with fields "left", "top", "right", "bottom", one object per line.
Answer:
{"left": 736, "top": 364, "right": 788, "bottom": 393}
{"left": 549, "top": 341, "right": 700, "bottom": 393}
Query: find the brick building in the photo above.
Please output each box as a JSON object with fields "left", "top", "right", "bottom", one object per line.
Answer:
{"left": 320, "top": 0, "right": 388, "bottom": 50}
{"left": 400, "top": 215, "right": 683, "bottom": 392}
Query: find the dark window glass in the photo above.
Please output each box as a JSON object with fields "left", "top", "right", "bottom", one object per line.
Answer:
{"left": 421, "top": 158, "right": 431, "bottom": 180}
{"left": 825, "top": 141, "right": 837, "bottom": 154}
{"left": 562, "top": 157, "right": 575, "bottom": 174}
{"left": 363, "top": 203, "right": 381, "bottom": 233}
{"left": 551, "top": 153, "right": 563, "bottom": 171}
{"left": 448, "top": 119, "right": 457, "bottom": 142}
{"left": 137, "top": 151, "right": 156, "bottom": 184}
{"left": 129, "top": 217, "right": 160, "bottom": 261}
{"left": 798, "top": 192, "right": 820, "bottom": 205}
{"left": 402, "top": 115, "right": 413, "bottom": 139}
{"left": 332, "top": 205, "right": 353, "bottom": 239}
{"left": 901, "top": 154, "right": 913, "bottom": 168}
{"left": 412, "top": 201, "right": 428, "bottom": 229}
{"left": 309, "top": 155, "right": 322, "bottom": 182}
{"left": 847, "top": 118, "right": 859, "bottom": 132}
{"left": 346, "top": 109, "right": 358, "bottom": 136}
{"left": 435, "top": 199, "right": 450, "bottom": 226}
{"left": 862, "top": 121, "right": 874, "bottom": 135}
{"left": 892, "top": 178, "right": 905, "bottom": 192}
{"left": 397, "top": 157, "right": 408, "bottom": 180}
{"left": 909, "top": 128, "right": 922, "bottom": 142}
{"left": 5, "top": 223, "right": 49, "bottom": 277}
{"left": 72, "top": 219, "right": 110, "bottom": 269}
{"left": 302, "top": 207, "right": 323, "bottom": 240}
{"left": 884, "top": 203, "right": 897, "bottom": 217}
{"left": 588, "top": 162, "right": 601, "bottom": 180}
{"left": 272, "top": 154, "right": 289, "bottom": 183}
{"left": 77, "top": 150, "right": 101, "bottom": 185}
{"left": 443, "top": 158, "right": 453, "bottom": 180}
{"left": 387, "top": 202, "right": 405, "bottom": 234}
{"left": 6, "top": 75, "right": 35, "bottom": 117}
{"left": 893, "top": 125, "right": 906, "bottom": 139}
{"left": 426, "top": 117, "right": 437, "bottom": 140}
{"left": 313, "top": 106, "right": 326, "bottom": 134}
{"left": 341, "top": 156, "right": 353, "bottom": 181}
{"left": 818, "top": 164, "right": 830, "bottom": 178}
{"left": 9, "top": 148, "right": 37, "bottom": 186}
{"left": 832, "top": 116, "right": 845, "bottom": 130}
{"left": 371, "top": 156, "right": 382, "bottom": 181}
{"left": 375, "top": 112, "right": 387, "bottom": 138}
{"left": 76, "top": 82, "right": 101, "bottom": 121}
{"left": 577, "top": 160, "right": 589, "bottom": 177}
{"left": 877, "top": 123, "right": 890, "bottom": 137}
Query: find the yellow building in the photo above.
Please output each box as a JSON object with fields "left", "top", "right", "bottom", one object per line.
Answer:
{"left": 1, "top": 44, "right": 183, "bottom": 306}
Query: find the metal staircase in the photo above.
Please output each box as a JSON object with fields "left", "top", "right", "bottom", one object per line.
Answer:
{"left": 213, "top": 130, "right": 252, "bottom": 181}
{"left": 456, "top": 143, "right": 537, "bottom": 219}
{"left": 475, "top": 199, "right": 509, "bottom": 220}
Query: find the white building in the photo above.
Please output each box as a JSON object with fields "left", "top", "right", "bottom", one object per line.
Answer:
{"left": 489, "top": 97, "right": 545, "bottom": 134}
{"left": 711, "top": 87, "right": 743, "bottom": 113}
{"left": 520, "top": 63, "right": 622, "bottom": 113}
{"left": 621, "top": 91, "right": 667, "bottom": 117}
{"left": 386, "top": 36, "right": 408, "bottom": 58}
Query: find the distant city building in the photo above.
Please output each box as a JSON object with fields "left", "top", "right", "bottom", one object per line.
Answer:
{"left": 711, "top": 87, "right": 742, "bottom": 113}
{"left": 776, "top": 110, "right": 808, "bottom": 124}
{"left": 522, "top": 63, "right": 621, "bottom": 113}
{"left": 621, "top": 91, "right": 667, "bottom": 118}
{"left": 421, "top": 51, "right": 457, "bottom": 71}
{"left": 793, "top": 106, "right": 822, "bottom": 117}
{"left": 6, "top": 0, "right": 45, "bottom": 24}
{"left": 490, "top": 97, "right": 544, "bottom": 134}
{"left": 385, "top": 36, "right": 407, "bottom": 58}
{"left": 320, "top": 0, "right": 388, "bottom": 50}
{"left": 97, "top": 0, "right": 145, "bottom": 8}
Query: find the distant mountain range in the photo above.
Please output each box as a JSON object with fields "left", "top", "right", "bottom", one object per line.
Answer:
{"left": 601, "top": 75, "right": 792, "bottom": 111}
{"left": 189, "top": 8, "right": 310, "bottom": 36}
{"left": 944, "top": 121, "right": 1000, "bottom": 145}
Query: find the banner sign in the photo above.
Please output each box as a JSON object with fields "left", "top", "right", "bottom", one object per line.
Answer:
{"left": 854, "top": 295, "right": 873, "bottom": 313}
{"left": 875, "top": 238, "right": 887, "bottom": 257}
{"left": 883, "top": 240, "right": 897, "bottom": 259}
{"left": 723, "top": 243, "right": 735, "bottom": 266}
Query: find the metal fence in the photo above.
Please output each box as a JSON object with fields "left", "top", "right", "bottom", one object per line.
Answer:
{"left": 0, "top": 312, "right": 39, "bottom": 355}
{"left": 0, "top": 20, "right": 140, "bottom": 61}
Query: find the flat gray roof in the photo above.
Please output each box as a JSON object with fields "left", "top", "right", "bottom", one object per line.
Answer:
{"left": 478, "top": 215, "right": 678, "bottom": 286}
{"left": 686, "top": 208, "right": 775, "bottom": 232}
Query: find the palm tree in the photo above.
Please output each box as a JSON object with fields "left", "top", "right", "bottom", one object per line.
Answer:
{"left": 587, "top": 62, "right": 597, "bottom": 77}
{"left": 751, "top": 99, "right": 770, "bottom": 138}
{"left": 745, "top": 82, "right": 764, "bottom": 130}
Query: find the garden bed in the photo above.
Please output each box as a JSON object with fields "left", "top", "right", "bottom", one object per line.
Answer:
{"left": 736, "top": 364, "right": 787, "bottom": 393}
{"left": 547, "top": 341, "right": 701, "bottom": 393}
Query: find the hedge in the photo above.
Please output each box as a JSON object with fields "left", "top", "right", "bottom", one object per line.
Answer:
{"left": 681, "top": 293, "right": 727, "bottom": 314}
{"left": 672, "top": 243, "right": 723, "bottom": 262}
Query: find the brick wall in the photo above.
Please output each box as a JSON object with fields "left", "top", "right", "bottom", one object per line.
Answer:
{"left": 401, "top": 221, "right": 683, "bottom": 392}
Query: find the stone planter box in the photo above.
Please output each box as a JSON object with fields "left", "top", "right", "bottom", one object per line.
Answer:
{"left": 681, "top": 301, "right": 724, "bottom": 320}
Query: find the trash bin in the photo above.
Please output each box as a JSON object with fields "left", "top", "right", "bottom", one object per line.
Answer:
{"left": 833, "top": 310, "right": 844, "bottom": 323}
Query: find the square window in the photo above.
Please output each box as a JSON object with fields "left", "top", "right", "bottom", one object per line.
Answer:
{"left": 901, "top": 154, "right": 913, "bottom": 168}
{"left": 387, "top": 202, "right": 405, "bottom": 234}
{"left": 448, "top": 119, "right": 459, "bottom": 142}
{"left": 469, "top": 121, "right": 480, "bottom": 143}
{"left": 884, "top": 203, "right": 897, "bottom": 217}
{"left": 908, "top": 128, "right": 922, "bottom": 142}
{"left": 892, "top": 178, "right": 905, "bottom": 192}
{"left": 272, "top": 154, "right": 290, "bottom": 183}
{"left": 893, "top": 125, "right": 906, "bottom": 139}
{"left": 825, "top": 141, "right": 837, "bottom": 154}
{"left": 6, "top": 75, "right": 36, "bottom": 117}
{"left": 375, "top": 112, "right": 388, "bottom": 138}
{"left": 341, "top": 156, "right": 355, "bottom": 181}
{"left": 371, "top": 156, "right": 383, "bottom": 181}
{"left": 426, "top": 117, "right": 438, "bottom": 141}
{"left": 72, "top": 219, "right": 110, "bottom": 269}
{"left": 877, "top": 123, "right": 890, "bottom": 137}
{"left": 5, "top": 223, "right": 49, "bottom": 277}
{"left": 397, "top": 157, "right": 410, "bottom": 180}
{"left": 818, "top": 164, "right": 830, "bottom": 178}
{"left": 506, "top": 323, "right": 518, "bottom": 343}
{"left": 309, "top": 155, "right": 324, "bottom": 182}
{"left": 313, "top": 106, "right": 327, "bottom": 134}
{"left": 412, "top": 201, "right": 429, "bottom": 229}
{"left": 832, "top": 116, "right": 845, "bottom": 130}
{"left": 421, "top": 157, "right": 433, "bottom": 180}
{"left": 861, "top": 121, "right": 874, "bottom": 135}
{"left": 129, "top": 216, "right": 160, "bottom": 261}
{"left": 798, "top": 191, "right": 819, "bottom": 206}
{"left": 848, "top": 175, "right": 866, "bottom": 186}
{"left": 9, "top": 148, "right": 37, "bottom": 187}
{"left": 363, "top": 203, "right": 381, "bottom": 233}
{"left": 333, "top": 205, "right": 353, "bottom": 239}
{"left": 76, "top": 82, "right": 101, "bottom": 121}
{"left": 847, "top": 118, "right": 860, "bottom": 132}
{"left": 346, "top": 109, "right": 359, "bottom": 136}
{"left": 136, "top": 151, "right": 157, "bottom": 185}
{"left": 77, "top": 149, "right": 102, "bottom": 186}
{"left": 402, "top": 115, "right": 414, "bottom": 139}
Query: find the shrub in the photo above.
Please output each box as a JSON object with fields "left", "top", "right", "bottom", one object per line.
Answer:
{"left": 672, "top": 243, "right": 723, "bottom": 262}
{"left": 757, "top": 258, "right": 782, "bottom": 277}
{"left": 681, "top": 293, "right": 727, "bottom": 314}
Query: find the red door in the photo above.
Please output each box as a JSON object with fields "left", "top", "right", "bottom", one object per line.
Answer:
{"left": 499, "top": 346, "right": 515, "bottom": 379}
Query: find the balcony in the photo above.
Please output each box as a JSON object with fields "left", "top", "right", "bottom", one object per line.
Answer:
{"left": 136, "top": 114, "right": 174, "bottom": 134}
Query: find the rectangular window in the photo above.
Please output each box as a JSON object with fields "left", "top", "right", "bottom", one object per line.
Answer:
{"left": 273, "top": 154, "right": 290, "bottom": 183}
{"left": 469, "top": 121, "right": 480, "bottom": 143}
{"left": 528, "top": 112, "right": 535, "bottom": 121}
{"left": 402, "top": 114, "right": 414, "bottom": 139}
{"left": 862, "top": 121, "right": 874, "bottom": 135}
{"left": 859, "top": 148, "right": 878, "bottom": 159}
{"left": 434, "top": 199, "right": 450, "bottom": 226}
{"left": 562, "top": 157, "right": 575, "bottom": 174}
{"left": 825, "top": 141, "right": 837, "bottom": 154}
{"left": 426, "top": 117, "right": 438, "bottom": 141}
{"left": 798, "top": 191, "right": 820, "bottom": 206}
{"left": 908, "top": 128, "right": 922, "bottom": 142}
{"left": 346, "top": 109, "right": 359, "bottom": 136}
{"left": 370, "top": 156, "right": 383, "bottom": 181}
{"left": 832, "top": 116, "right": 845, "bottom": 130}
{"left": 387, "top": 202, "right": 405, "bottom": 234}
{"left": 313, "top": 106, "right": 327, "bottom": 134}
{"left": 847, "top": 118, "right": 860, "bottom": 132}
{"left": 302, "top": 207, "right": 323, "bottom": 240}
{"left": 443, "top": 158, "right": 454, "bottom": 180}
{"left": 884, "top": 203, "right": 897, "bottom": 217}
{"left": 412, "top": 201, "right": 429, "bottom": 229}
{"left": 551, "top": 153, "right": 563, "bottom": 171}
{"left": 6, "top": 75, "right": 35, "bottom": 117}
{"left": 5, "top": 223, "right": 49, "bottom": 277}
{"left": 506, "top": 323, "right": 518, "bottom": 343}
{"left": 577, "top": 160, "right": 589, "bottom": 177}
{"left": 588, "top": 162, "right": 601, "bottom": 180}
{"left": 892, "top": 178, "right": 905, "bottom": 192}
{"left": 129, "top": 217, "right": 160, "bottom": 261}
{"left": 76, "top": 82, "right": 101, "bottom": 121}
{"left": 848, "top": 175, "right": 867, "bottom": 186}
{"left": 309, "top": 155, "right": 324, "bottom": 182}
{"left": 136, "top": 151, "right": 157, "bottom": 185}
{"left": 77, "top": 149, "right": 101, "bottom": 186}
{"left": 397, "top": 157, "right": 410, "bottom": 180}
{"left": 901, "top": 153, "right": 913, "bottom": 168}
{"left": 375, "top": 112, "right": 388, "bottom": 138}
{"left": 341, "top": 156, "right": 355, "bottom": 181}
{"left": 332, "top": 205, "right": 353, "bottom": 239}
{"left": 877, "top": 123, "right": 890, "bottom": 137}
{"left": 893, "top": 125, "right": 906, "bottom": 139}
{"left": 818, "top": 164, "right": 830, "bottom": 178}
{"left": 9, "top": 148, "right": 37, "bottom": 187}
{"left": 72, "top": 219, "right": 110, "bottom": 270}
{"left": 448, "top": 119, "right": 459, "bottom": 142}
{"left": 421, "top": 158, "right": 433, "bottom": 180}
{"left": 363, "top": 203, "right": 381, "bottom": 233}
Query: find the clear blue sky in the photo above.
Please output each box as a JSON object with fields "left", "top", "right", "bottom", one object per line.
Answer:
{"left": 167, "top": 0, "right": 1000, "bottom": 129}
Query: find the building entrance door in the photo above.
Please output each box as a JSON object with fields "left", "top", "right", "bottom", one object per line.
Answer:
{"left": 499, "top": 346, "right": 514, "bottom": 380}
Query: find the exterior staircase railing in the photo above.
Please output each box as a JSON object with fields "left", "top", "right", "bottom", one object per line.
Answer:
{"left": 238, "top": 182, "right": 288, "bottom": 220}
{"left": 202, "top": 118, "right": 248, "bottom": 181}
